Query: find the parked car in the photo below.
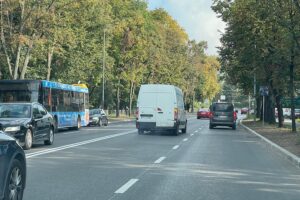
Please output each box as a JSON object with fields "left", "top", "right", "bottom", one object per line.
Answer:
{"left": 295, "top": 109, "right": 300, "bottom": 118}
{"left": 197, "top": 109, "right": 210, "bottom": 119}
{"left": 0, "top": 131, "right": 26, "bottom": 200}
{"left": 136, "top": 84, "right": 187, "bottom": 135}
{"left": 0, "top": 102, "right": 55, "bottom": 150}
{"left": 209, "top": 102, "right": 237, "bottom": 130}
{"left": 241, "top": 107, "right": 248, "bottom": 114}
{"left": 88, "top": 109, "right": 108, "bottom": 126}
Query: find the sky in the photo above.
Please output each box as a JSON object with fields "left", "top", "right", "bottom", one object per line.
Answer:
{"left": 147, "top": 0, "right": 226, "bottom": 56}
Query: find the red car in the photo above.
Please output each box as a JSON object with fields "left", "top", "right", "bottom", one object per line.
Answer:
{"left": 197, "top": 109, "right": 211, "bottom": 119}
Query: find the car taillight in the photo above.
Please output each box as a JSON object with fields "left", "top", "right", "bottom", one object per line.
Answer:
{"left": 174, "top": 108, "right": 178, "bottom": 120}
{"left": 136, "top": 108, "right": 139, "bottom": 119}
{"left": 233, "top": 111, "right": 237, "bottom": 120}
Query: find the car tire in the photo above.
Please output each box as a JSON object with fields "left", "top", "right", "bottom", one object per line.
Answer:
{"left": 4, "top": 159, "right": 25, "bottom": 200}
{"left": 23, "top": 129, "right": 33, "bottom": 150}
{"left": 44, "top": 127, "right": 54, "bottom": 145}
{"left": 182, "top": 121, "right": 187, "bottom": 134}
{"left": 98, "top": 118, "right": 102, "bottom": 127}
{"left": 54, "top": 117, "right": 58, "bottom": 133}
{"left": 209, "top": 123, "right": 214, "bottom": 129}
{"left": 232, "top": 123, "right": 236, "bottom": 130}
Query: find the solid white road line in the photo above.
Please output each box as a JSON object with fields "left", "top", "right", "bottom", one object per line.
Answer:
{"left": 172, "top": 145, "right": 180, "bottom": 150}
{"left": 183, "top": 138, "right": 188, "bottom": 142}
{"left": 26, "top": 130, "right": 136, "bottom": 159}
{"left": 154, "top": 156, "right": 166, "bottom": 164}
{"left": 115, "top": 179, "right": 139, "bottom": 194}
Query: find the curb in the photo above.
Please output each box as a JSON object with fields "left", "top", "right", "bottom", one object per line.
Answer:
{"left": 108, "top": 119, "right": 135, "bottom": 124}
{"left": 240, "top": 120, "right": 300, "bottom": 168}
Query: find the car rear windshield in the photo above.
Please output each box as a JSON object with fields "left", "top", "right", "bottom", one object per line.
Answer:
{"left": 213, "top": 103, "right": 233, "bottom": 112}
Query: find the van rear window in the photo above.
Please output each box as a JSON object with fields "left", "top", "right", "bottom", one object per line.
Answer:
{"left": 213, "top": 104, "right": 233, "bottom": 112}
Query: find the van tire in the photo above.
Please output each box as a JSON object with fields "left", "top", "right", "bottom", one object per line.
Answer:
{"left": 182, "top": 122, "right": 187, "bottom": 134}
{"left": 173, "top": 125, "right": 179, "bottom": 136}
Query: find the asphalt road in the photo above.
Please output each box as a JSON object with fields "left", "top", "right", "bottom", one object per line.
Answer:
{"left": 23, "top": 117, "right": 300, "bottom": 200}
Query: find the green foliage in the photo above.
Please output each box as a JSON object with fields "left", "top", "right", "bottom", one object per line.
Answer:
{"left": 0, "top": 0, "right": 221, "bottom": 113}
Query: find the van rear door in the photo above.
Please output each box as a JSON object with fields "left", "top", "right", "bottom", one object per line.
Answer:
{"left": 156, "top": 92, "right": 174, "bottom": 127}
{"left": 139, "top": 92, "right": 157, "bottom": 122}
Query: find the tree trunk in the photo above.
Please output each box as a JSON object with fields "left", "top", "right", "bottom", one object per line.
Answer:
{"left": 129, "top": 80, "right": 134, "bottom": 117}
{"left": 47, "top": 46, "right": 54, "bottom": 81}
{"left": 13, "top": 42, "right": 22, "bottom": 79}
{"left": 20, "top": 38, "right": 34, "bottom": 79}
{"left": 116, "top": 78, "right": 120, "bottom": 118}
{"left": 290, "top": 53, "right": 297, "bottom": 132}
{"left": 275, "top": 95, "right": 284, "bottom": 128}
{"left": 265, "top": 95, "right": 275, "bottom": 124}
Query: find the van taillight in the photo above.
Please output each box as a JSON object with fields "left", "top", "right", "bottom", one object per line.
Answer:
{"left": 233, "top": 111, "right": 237, "bottom": 120}
{"left": 174, "top": 108, "right": 178, "bottom": 120}
{"left": 136, "top": 108, "right": 139, "bottom": 119}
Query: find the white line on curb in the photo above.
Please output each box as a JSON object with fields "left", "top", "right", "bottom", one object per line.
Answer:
{"left": 26, "top": 130, "right": 136, "bottom": 159}
{"left": 115, "top": 179, "right": 139, "bottom": 194}
{"left": 183, "top": 138, "right": 188, "bottom": 142}
{"left": 172, "top": 145, "right": 180, "bottom": 150}
{"left": 241, "top": 121, "right": 300, "bottom": 168}
{"left": 154, "top": 156, "right": 166, "bottom": 164}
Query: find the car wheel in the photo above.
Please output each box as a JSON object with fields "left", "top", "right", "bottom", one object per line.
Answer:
{"left": 232, "top": 123, "right": 236, "bottom": 130}
{"left": 209, "top": 123, "right": 214, "bottom": 129}
{"left": 54, "top": 117, "right": 58, "bottom": 133}
{"left": 182, "top": 121, "right": 187, "bottom": 134}
{"left": 4, "top": 159, "right": 25, "bottom": 200}
{"left": 44, "top": 127, "right": 54, "bottom": 145}
{"left": 23, "top": 129, "right": 33, "bottom": 150}
{"left": 98, "top": 118, "right": 102, "bottom": 127}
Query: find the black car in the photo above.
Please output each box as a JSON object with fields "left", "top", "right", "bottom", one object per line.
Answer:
{"left": 0, "top": 103, "right": 55, "bottom": 150}
{"left": 209, "top": 102, "right": 237, "bottom": 130}
{"left": 88, "top": 109, "right": 108, "bottom": 126}
{"left": 0, "top": 131, "right": 26, "bottom": 200}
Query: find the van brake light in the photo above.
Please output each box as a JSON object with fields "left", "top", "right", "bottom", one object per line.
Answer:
{"left": 174, "top": 108, "right": 178, "bottom": 120}
{"left": 136, "top": 108, "right": 139, "bottom": 119}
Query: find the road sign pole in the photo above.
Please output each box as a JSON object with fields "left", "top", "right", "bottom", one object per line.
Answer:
{"left": 263, "top": 96, "right": 265, "bottom": 126}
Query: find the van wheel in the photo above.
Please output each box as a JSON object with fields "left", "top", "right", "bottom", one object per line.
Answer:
{"left": 182, "top": 122, "right": 187, "bottom": 134}
{"left": 138, "top": 129, "right": 143, "bottom": 135}
{"left": 173, "top": 125, "right": 179, "bottom": 136}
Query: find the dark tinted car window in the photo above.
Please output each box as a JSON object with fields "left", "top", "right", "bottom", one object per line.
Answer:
{"left": 38, "top": 105, "right": 47, "bottom": 116}
{"left": 213, "top": 103, "right": 233, "bottom": 112}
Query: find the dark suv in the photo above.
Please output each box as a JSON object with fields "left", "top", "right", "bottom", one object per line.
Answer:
{"left": 209, "top": 102, "right": 237, "bottom": 130}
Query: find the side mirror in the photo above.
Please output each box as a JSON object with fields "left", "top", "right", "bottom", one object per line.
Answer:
{"left": 34, "top": 114, "right": 43, "bottom": 119}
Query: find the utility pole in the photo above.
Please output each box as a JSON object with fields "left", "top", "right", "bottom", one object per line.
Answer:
{"left": 254, "top": 74, "right": 256, "bottom": 122}
{"left": 102, "top": 29, "right": 106, "bottom": 109}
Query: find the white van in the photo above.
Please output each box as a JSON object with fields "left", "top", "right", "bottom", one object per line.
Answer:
{"left": 136, "top": 84, "right": 187, "bottom": 135}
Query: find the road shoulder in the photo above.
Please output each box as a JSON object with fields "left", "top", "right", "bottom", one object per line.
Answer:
{"left": 241, "top": 120, "right": 300, "bottom": 168}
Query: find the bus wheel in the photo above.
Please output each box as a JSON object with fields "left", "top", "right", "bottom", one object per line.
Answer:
{"left": 75, "top": 117, "right": 81, "bottom": 130}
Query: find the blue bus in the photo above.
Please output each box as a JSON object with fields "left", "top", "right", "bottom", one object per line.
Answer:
{"left": 0, "top": 80, "right": 89, "bottom": 131}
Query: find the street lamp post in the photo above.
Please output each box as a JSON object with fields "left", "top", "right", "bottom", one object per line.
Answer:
{"left": 102, "top": 29, "right": 106, "bottom": 109}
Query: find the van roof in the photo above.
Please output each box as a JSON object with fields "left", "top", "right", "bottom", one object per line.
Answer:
{"left": 140, "top": 84, "right": 182, "bottom": 93}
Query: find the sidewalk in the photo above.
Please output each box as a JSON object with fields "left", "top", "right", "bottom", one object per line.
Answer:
{"left": 242, "top": 120, "right": 300, "bottom": 157}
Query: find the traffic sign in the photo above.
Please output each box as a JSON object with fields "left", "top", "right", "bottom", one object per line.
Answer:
{"left": 259, "top": 86, "right": 269, "bottom": 96}
{"left": 282, "top": 97, "right": 300, "bottom": 108}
